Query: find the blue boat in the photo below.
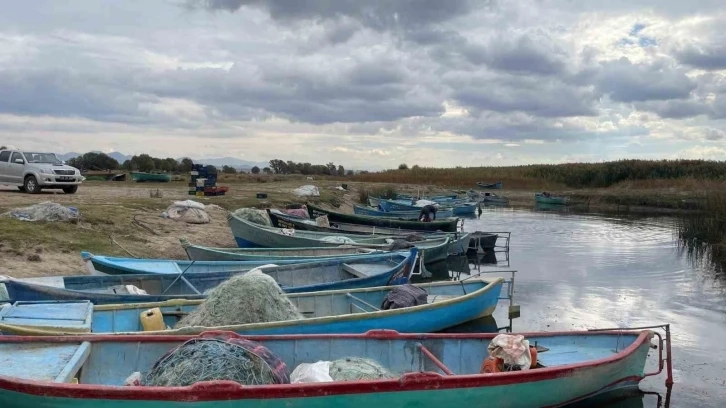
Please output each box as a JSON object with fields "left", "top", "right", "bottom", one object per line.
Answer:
{"left": 378, "top": 199, "right": 477, "bottom": 216}
{"left": 0, "top": 278, "right": 503, "bottom": 336}
{"left": 0, "top": 249, "right": 417, "bottom": 304}
{"left": 353, "top": 204, "right": 455, "bottom": 219}
{"left": 0, "top": 326, "right": 671, "bottom": 408}
{"left": 80, "top": 249, "right": 417, "bottom": 277}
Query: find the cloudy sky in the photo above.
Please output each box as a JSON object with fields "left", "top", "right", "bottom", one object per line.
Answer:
{"left": 1, "top": 0, "right": 725, "bottom": 169}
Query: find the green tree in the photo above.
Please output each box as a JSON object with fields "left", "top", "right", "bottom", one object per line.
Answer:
{"left": 346, "top": 169, "right": 354, "bottom": 176}
{"left": 251, "top": 166, "right": 261, "bottom": 174}
{"left": 263, "top": 167, "right": 271, "bottom": 174}
{"left": 178, "top": 158, "right": 194, "bottom": 173}
{"left": 131, "top": 154, "right": 155, "bottom": 172}
{"left": 398, "top": 163, "right": 408, "bottom": 170}
{"left": 337, "top": 165, "right": 345, "bottom": 176}
{"left": 222, "top": 165, "right": 237, "bottom": 174}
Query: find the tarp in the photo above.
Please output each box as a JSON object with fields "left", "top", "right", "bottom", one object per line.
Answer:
{"left": 293, "top": 185, "right": 320, "bottom": 197}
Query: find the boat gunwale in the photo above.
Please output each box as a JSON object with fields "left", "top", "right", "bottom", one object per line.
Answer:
{"left": 0, "top": 278, "right": 504, "bottom": 336}
{"left": 0, "top": 329, "right": 655, "bottom": 401}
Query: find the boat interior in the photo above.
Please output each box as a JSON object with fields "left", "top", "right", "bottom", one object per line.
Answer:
{"left": 0, "top": 331, "right": 642, "bottom": 386}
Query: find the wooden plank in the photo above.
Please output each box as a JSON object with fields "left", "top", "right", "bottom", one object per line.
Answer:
{"left": 0, "top": 343, "right": 81, "bottom": 382}
{"left": 54, "top": 341, "right": 91, "bottom": 383}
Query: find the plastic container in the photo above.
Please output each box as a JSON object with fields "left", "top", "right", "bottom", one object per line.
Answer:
{"left": 140, "top": 308, "right": 165, "bottom": 331}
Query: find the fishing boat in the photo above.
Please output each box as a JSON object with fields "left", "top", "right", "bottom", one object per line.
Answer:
{"left": 268, "top": 209, "right": 451, "bottom": 236}
{"left": 480, "top": 192, "right": 509, "bottom": 205}
{"left": 228, "top": 214, "right": 468, "bottom": 263}
{"left": 306, "top": 203, "right": 460, "bottom": 233}
{"left": 378, "top": 199, "right": 478, "bottom": 215}
{"left": 0, "top": 278, "right": 504, "bottom": 336}
{"left": 80, "top": 249, "right": 417, "bottom": 277}
{"left": 0, "top": 250, "right": 417, "bottom": 304}
{"left": 0, "top": 326, "right": 671, "bottom": 408}
{"left": 353, "top": 204, "right": 455, "bottom": 219}
{"left": 534, "top": 192, "right": 569, "bottom": 205}
{"left": 130, "top": 172, "right": 171, "bottom": 183}
{"left": 477, "top": 181, "right": 503, "bottom": 189}
{"left": 367, "top": 197, "right": 381, "bottom": 207}
{"left": 181, "top": 238, "right": 385, "bottom": 261}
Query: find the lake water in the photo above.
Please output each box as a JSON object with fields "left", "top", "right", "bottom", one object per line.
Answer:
{"left": 432, "top": 206, "right": 725, "bottom": 408}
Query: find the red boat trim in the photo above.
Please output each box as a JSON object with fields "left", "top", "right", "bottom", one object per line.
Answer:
{"left": 0, "top": 330, "right": 653, "bottom": 402}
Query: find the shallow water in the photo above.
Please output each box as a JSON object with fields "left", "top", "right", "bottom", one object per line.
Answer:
{"left": 435, "top": 206, "right": 725, "bottom": 408}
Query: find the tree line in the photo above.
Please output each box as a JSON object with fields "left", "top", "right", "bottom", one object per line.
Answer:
{"left": 65, "top": 153, "right": 196, "bottom": 173}
{"left": 267, "top": 159, "right": 354, "bottom": 176}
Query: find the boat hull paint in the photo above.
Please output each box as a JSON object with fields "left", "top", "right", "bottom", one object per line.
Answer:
{"left": 0, "top": 332, "right": 654, "bottom": 408}
{"left": 534, "top": 194, "right": 569, "bottom": 205}
{"left": 1, "top": 250, "right": 416, "bottom": 304}
{"left": 353, "top": 204, "right": 455, "bottom": 219}
{"left": 307, "top": 204, "right": 459, "bottom": 233}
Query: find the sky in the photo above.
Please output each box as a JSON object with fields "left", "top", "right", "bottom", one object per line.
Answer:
{"left": 1, "top": 0, "right": 725, "bottom": 170}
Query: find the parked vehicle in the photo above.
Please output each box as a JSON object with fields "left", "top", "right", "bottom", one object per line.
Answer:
{"left": 0, "top": 149, "right": 82, "bottom": 194}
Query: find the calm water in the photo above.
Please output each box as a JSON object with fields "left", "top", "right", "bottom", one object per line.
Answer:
{"left": 432, "top": 206, "right": 725, "bottom": 408}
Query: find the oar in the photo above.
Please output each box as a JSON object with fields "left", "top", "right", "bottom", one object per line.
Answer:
{"left": 161, "top": 261, "right": 200, "bottom": 295}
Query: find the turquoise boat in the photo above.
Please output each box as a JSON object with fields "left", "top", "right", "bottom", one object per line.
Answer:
{"left": 0, "top": 249, "right": 417, "bottom": 304}
{"left": 534, "top": 192, "right": 569, "bottom": 205}
{"left": 477, "top": 181, "right": 503, "bottom": 189}
{"left": 306, "top": 203, "right": 460, "bottom": 233}
{"left": 481, "top": 192, "right": 509, "bottom": 205}
{"left": 0, "top": 327, "right": 672, "bottom": 408}
{"left": 228, "top": 214, "right": 468, "bottom": 263}
{"left": 81, "top": 249, "right": 417, "bottom": 277}
{"left": 180, "top": 239, "right": 386, "bottom": 261}
{"left": 0, "top": 278, "right": 503, "bottom": 336}
{"left": 130, "top": 172, "right": 171, "bottom": 182}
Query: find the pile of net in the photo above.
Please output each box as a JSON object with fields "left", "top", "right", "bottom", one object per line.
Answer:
{"left": 162, "top": 200, "right": 210, "bottom": 224}
{"left": 143, "top": 335, "right": 290, "bottom": 387}
{"left": 174, "top": 270, "right": 303, "bottom": 329}
{"left": 321, "top": 235, "right": 357, "bottom": 244}
{"left": 232, "top": 208, "right": 271, "bottom": 226}
{"left": 381, "top": 284, "right": 428, "bottom": 310}
{"left": 3, "top": 201, "right": 79, "bottom": 222}
{"left": 293, "top": 185, "right": 320, "bottom": 197}
{"left": 291, "top": 358, "right": 395, "bottom": 383}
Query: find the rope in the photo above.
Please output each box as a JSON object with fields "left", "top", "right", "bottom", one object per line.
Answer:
{"left": 109, "top": 234, "right": 139, "bottom": 258}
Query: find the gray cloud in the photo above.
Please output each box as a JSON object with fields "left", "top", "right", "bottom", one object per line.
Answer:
{"left": 595, "top": 58, "right": 696, "bottom": 102}
{"left": 634, "top": 100, "right": 711, "bottom": 119}
{"left": 674, "top": 44, "right": 726, "bottom": 71}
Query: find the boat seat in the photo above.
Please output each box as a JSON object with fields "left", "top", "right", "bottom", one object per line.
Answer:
{"left": 341, "top": 263, "right": 369, "bottom": 278}
{"left": 0, "top": 341, "right": 90, "bottom": 383}
{"left": 0, "top": 301, "right": 94, "bottom": 333}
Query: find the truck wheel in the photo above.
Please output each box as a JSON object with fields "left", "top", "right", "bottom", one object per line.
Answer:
{"left": 24, "top": 176, "right": 41, "bottom": 194}
{"left": 63, "top": 186, "right": 78, "bottom": 194}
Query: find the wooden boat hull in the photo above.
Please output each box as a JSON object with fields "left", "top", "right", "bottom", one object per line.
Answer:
{"left": 0, "top": 279, "right": 503, "bottom": 336}
{"left": 307, "top": 204, "right": 460, "bottom": 232}
{"left": 181, "top": 239, "right": 385, "bottom": 261}
{"left": 477, "top": 181, "right": 503, "bottom": 189}
{"left": 80, "top": 249, "right": 415, "bottom": 277}
{"left": 1, "top": 250, "right": 417, "bottom": 304}
{"left": 0, "top": 329, "right": 659, "bottom": 408}
{"left": 269, "top": 210, "right": 445, "bottom": 236}
{"left": 379, "top": 199, "right": 477, "bottom": 216}
{"left": 130, "top": 172, "right": 171, "bottom": 182}
{"left": 534, "top": 193, "right": 569, "bottom": 205}
{"left": 228, "top": 213, "right": 460, "bottom": 262}
{"left": 353, "top": 204, "right": 456, "bottom": 219}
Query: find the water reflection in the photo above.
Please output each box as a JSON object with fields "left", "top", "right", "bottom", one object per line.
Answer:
{"left": 422, "top": 207, "right": 725, "bottom": 407}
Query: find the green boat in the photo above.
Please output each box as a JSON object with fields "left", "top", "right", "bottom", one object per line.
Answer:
{"left": 534, "top": 192, "right": 569, "bottom": 205}
{"left": 130, "top": 172, "right": 171, "bottom": 183}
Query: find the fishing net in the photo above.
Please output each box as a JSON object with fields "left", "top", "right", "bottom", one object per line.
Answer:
{"left": 4, "top": 201, "right": 79, "bottom": 222}
{"left": 328, "top": 358, "right": 396, "bottom": 381}
{"left": 174, "top": 270, "right": 303, "bottom": 329}
{"left": 403, "top": 233, "right": 427, "bottom": 242}
{"left": 143, "top": 336, "right": 290, "bottom": 387}
{"left": 232, "top": 208, "right": 271, "bottom": 226}
{"left": 385, "top": 239, "right": 415, "bottom": 250}
{"left": 162, "top": 200, "right": 210, "bottom": 224}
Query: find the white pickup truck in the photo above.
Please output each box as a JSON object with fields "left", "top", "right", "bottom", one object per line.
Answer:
{"left": 0, "top": 149, "right": 83, "bottom": 194}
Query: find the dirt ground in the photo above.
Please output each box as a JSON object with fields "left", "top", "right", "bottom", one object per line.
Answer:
{"left": 0, "top": 180, "right": 454, "bottom": 278}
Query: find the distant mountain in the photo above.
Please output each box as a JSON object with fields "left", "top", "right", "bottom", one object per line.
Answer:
{"left": 180, "top": 157, "right": 269, "bottom": 171}
{"left": 57, "top": 152, "right": 83, "bottom": 161}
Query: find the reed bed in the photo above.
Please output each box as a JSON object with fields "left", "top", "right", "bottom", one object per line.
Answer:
{"left": 677, "top": 190, "right": 726, "bottom": 273}
{"left": 351, "top": 160, "right": 726, "bottom": 189}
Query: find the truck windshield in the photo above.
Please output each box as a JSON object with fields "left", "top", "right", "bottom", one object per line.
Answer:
{"left": 23, "top": 152, "right": 62, "bottom": 164}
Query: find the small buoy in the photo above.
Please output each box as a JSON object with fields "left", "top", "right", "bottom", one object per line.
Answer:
{"left": 480, "top": 356, "right": 503, "bottom": 373}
